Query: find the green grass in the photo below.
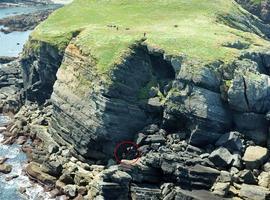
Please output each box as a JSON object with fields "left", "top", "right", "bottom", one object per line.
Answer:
{"left": 31, "top": 0, "right": 270, "bottom": 74}
{"left": 250, "top": 0, "right": 262, "bottom": 5}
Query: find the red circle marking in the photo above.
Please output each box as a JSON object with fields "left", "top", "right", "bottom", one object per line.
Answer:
{"left": 114, "top": 141, "right": 141, "bottom": 164}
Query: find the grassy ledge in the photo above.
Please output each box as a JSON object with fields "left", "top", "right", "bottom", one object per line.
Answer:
{"left": 31, "top": 0, "right": 270, "bottom": 74}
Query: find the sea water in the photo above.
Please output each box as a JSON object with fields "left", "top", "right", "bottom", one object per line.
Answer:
{"left": 0, "top": 4, "right": 60, "bottom": 57}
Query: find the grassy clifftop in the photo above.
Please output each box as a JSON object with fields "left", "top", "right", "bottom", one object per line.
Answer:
{"left": 31, "top": 0, "right": 270, "bottom": 73}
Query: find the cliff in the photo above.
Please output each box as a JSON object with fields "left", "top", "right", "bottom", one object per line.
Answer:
{"left": 16, "top": 0, "right": 270, "bottom": 199}
{"left": 236, "top": 0, "right": 270, "bottom": 23}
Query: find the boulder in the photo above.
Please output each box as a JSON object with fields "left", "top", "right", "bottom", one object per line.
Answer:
{"left": 243, "top": 146, "right": 269, "bottom": 169}
{"left": 240, "top": 184, "right": 270, "bottom": 200}
{"left": 63, "top": 184, "right": 77, "bottom": 197}
{"left": 48, "top": 144, "right": 59, "bottom": 154}
{"left": 233, "top": 112, "right": 268, "bottom": 145}
{"left": 211, "top": 182, "right": 230, "bottom": 197}
{"left": 231, "top": 153, "right": 242, "bottom": 168}
{"left": 189, "top": 128, "right": 222, "bottom": 147}
{"left": 239, "top": 170, "right": 257, "bottom": 184}
{"left": 263, "top": 162, "right": 270, "bottom": 172}
{"left": 0, "top": 164, "right": 12, "bottom": 174}
{"left": 164, "top": 85, "right": 232, "bottom": 144}
{"left": 26, "top": 162, "right": 56, "bottom": 186}
{"left": 43, "top": 160, "right": 63, "bottom": 177}
{"left": 130, "top": 185, "right": 161, "bottom": 200}
{"left": 144, "top": 134, "right": 166, "bottom": 144}
{"left": 209, "top": 147, "right": 233, "bottom": 168}
{"left": 215, "top": 131, "right": 243, "bottom": 152}
{"left": 258, "top": 171, "right": 270, "bottom": 188}
{"left": 217, "top": 171, "right": 232, "bottom": 183}
{"left": 0, "top": 157, "right": 8, "bottom": 164}
{"left": 5, "top": 174, "right": 19, "bottom": 181}
{"left": 228, "top": 73, "right": 270, "bottom": 113}
{"left": 143, "top": 124, "right": 160, "bottom": 135}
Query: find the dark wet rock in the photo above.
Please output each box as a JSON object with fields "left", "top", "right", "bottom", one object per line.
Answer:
{"left": 165, "top": 85, "right": 232, "bottom": 140}
{"left": 0, "top": 56, "right": 17, "bottom": 64}
{"left": 209, "top": 147, "right": 233, "bottom": 169}
{"left": 243, "top": 146, "right": 269, "bottom": 169}
{"left": 233, "top": 112, "right": 268, "bottom": 145}
{"left": 240, "top": 184, "right": 270, "bottom": 200}
{"left": 189, "top": 128, "right": 223, "bottom": 147}
{"left": 0, "top": 61, "right": 22, "bottom": 112}
{"left": 0, "top": 157, "right": 8, "bottom": 164}
{"left": 174, "top": 187, "right": 225, "bottom": 200}
{"left": 5, "top": 174, "right": 19, "bottom": 181}
{"left": 59, "top": 172, "right": 74, "bottom": 185}
{"left": 130, "top": 184, "right": 161, "bottom": 200}
{"left": 239, "top": 170, "right": 257, "bottom": 184}
{"left": 237, "top": 0, "right": 270, "bottom": 23}
{"left": 144, "top": 134, "right": 166, "bottom": 144}
{"left": 43, "top": 160, "right": 63, "bottom": 177}
{"left": 0, "top": 164, "right": 12, "bottom": 174}
{"left": 215, "top": 131, "right": 243, "bottom": 152}
{"left": 222, "top": 40, "right": 249, "bottom": 49}
{"left": 228, "top": 73, "right": 270, "bottom": 114}
{"left": 48, "top": 144, "right": 59, "bottom": 154}
{"left": 142, "top": 124, "right": 160, "bottom": 135}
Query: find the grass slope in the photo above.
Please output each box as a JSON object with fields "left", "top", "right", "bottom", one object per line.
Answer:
{"left": 32, "top": 0, "right": 270, "bottom": 73}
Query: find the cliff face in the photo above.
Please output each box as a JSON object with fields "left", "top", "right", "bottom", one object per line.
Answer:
{"left": 49, "top": 42, "right": 175, "bottom": 159}
{"left": 19, "top": 0, "right": 270, "bottom": 158}
{"left": 237, "top": 0, "right": 270, "bottom": 23}
{"left": 16, "top": 1, "right": 270, "bottom": 199}
{"left": 21, "top": 40, "right": 64, "bottom": 104}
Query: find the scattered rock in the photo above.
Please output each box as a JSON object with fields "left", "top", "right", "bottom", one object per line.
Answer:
{"left": 240, "top": 184, "right": 270, "bottom": 200}
{"left": 243, "top": 146, "right": 269, "bottom": 169}
{"left": 48, "top": 144, "right": 59, "bottom": 154}
{"left": 18, "top": 187, "right": 26, "bottom": 194}
{"left": 258, "top": 171, "right": 270, "bottom": 188}
{"left": 0, "top": 157, "right": 8, "bottom": 164}
{"left": 212, "top": 182, "right": 230, "bottom": 197}
{"left": 215, "top": 131, "right": 243, "bottom": 152}
{"left": 263, "top": 162, "right": 270, "bottom": 172}
{"left": 26, "top": 162, "right": 56, "bottom": 186}
{"left": 0, "top": 164, "right": 12, "bottom": 174}
{"left": 5, "top": 174, "right": 19, "bottom": 181}
{"left": 63, "top": 184, "right": 77, "bottom": 197}
{"left": 209, "top": 147, "right": 233, "bottom": 168}
{"left": 16, "top": 135, "right": 27, "bottom": 145}
{"left": 239, "top": 170, "right": 257, "bottom": 185}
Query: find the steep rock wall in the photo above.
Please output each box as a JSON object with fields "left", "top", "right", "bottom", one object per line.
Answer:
{"left": 20, "top": 40, "right": 64, "bottom": 104}
{"left": 49, "top": 42, "right": 170, "bottom": 160}
{"left": 237, "top": 0, "right": 270, "bottom": 23}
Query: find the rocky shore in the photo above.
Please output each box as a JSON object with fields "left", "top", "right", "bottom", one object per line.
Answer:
{"left": 0, "top": 9, "right": 58, "bottom": 33}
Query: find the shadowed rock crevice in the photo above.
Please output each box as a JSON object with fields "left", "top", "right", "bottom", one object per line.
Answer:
{"left": 21, "top": 30, "right": 80, "bottom": 104}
